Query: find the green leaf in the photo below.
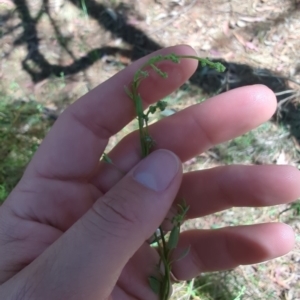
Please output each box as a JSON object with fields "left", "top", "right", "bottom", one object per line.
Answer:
{"left": 233, "top": 286, "right": 246, "bottom": 300}
{"left": 157, "top": 100, "right": 167, "bottom": 111}
{"left": 175, "top": 245, "right": 190, "bottom": 262}
{"left": 214, "top": 62, "right": 226, "bottom": 72}
{"left": 150, "top": 64, "right": 168, "bottom": 78}
{"left": 124, "top": 86, "right": 133, "bottom": 99}
{"left": 102, "top": 153, "right": 112, "bottom": 164}
{"left": 148, "top": 276, "right": 161, "bottom": 295}
{"left": 167, "top": 226, "right": 180, "bottom": 250}
{"left": 177, "top": 199, "right": 189, "bottom": 220}
{"left": 200, "top": 58, "right": 226, "bottom": 72}
{"left": 165, "top": 53, "right": 180, "bottom": 63}
{"left": 139, "top": 70, "right": 149, "bottom": 79}
{"left": 148, "top": 55, "right": 163, "bottom": 65}
{"left": 148, "top": 105, "right": 157, "bottom": 114}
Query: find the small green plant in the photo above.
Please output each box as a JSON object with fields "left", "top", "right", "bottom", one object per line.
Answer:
{"left": 80, "top": 0, "right": 89, "bottom": 19}
{"left": 104, "top": 54, "right": 224, "bottom": 299}
{"left": 59, "top": 72, "right": 66, "bottom": 88}
{"left": 291, "top": 200, "right": 300, "bottom": 216}
{"left": 0, "top": 98, "right": 54, "bottom": 203}
{"left": 233, "top": 286, "right": 246, "bottom": 300}
{"left": 190, "top": 271, "right": 245, "bottom": 300}
{"left": 127, "top": 54, "right": 224, "bottom": 300}
{"left": 279, "top": 200, "right": 300, "bottom": 217}
{"left": 125, "top": 54, "right": 225, "bottom": 159}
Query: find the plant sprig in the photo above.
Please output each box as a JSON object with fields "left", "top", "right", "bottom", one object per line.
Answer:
{"left": 124, "top": 53, "right": 225, "bottom": 299}
{"left": 149, "top": 199, "right": 190, "bottom": 299}
{"left": 125, "top": 54, "right": 225, "bottom": 159}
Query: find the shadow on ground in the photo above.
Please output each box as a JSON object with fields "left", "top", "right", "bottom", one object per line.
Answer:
{"left": 1, "top": 0, "right": 299, "bottom": 145}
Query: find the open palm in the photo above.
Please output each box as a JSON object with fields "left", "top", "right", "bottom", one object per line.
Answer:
{"left": 0, "top": 45, "right": 299, "bottom": 300}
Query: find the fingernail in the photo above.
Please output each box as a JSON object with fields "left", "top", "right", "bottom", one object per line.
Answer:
{"left": 133, "top": 150, "right": 179, "bottom": 192}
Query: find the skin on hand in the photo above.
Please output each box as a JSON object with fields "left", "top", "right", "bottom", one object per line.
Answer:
{"left": 0, "top": 45, "right": 299, "bottom": 300}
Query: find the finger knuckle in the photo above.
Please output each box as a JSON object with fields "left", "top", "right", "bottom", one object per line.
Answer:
{"left": 85, "top": 187, "right": 143, "bottom": 239}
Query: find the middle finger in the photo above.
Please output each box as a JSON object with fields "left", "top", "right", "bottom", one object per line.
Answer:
{"left": 178, "top": 164, "right": 300, "bottom": 219}
{"left": 92, "top": 85, "right": 276, "bottom": 192}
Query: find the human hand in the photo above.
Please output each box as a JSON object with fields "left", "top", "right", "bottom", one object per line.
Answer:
{"left": 0, "top": 45, "right": 299, "bottom": 300}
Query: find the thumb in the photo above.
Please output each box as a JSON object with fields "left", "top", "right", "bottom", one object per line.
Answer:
{"left": 82, "top": 149, "right": 182, "bottom": 284}
{"left": 5, "top": 150, "right": 182, "bottom": 300}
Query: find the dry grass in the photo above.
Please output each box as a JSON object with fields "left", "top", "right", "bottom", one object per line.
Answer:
{"left": 1, "top": 0, "right": 300, "bottom": 299}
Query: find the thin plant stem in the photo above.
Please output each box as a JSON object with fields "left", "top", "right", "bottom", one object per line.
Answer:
{"left": 124, "top": 53, "right": 225, "bottom": 299}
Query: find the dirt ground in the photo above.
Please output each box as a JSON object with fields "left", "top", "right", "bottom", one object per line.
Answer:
{"left": 1, "top": 0, "right": 300, "bottom": 299}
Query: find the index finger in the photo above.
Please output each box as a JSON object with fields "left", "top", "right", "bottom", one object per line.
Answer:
{"left": 24, "top": 45, "right": 198, "bottom": 180}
